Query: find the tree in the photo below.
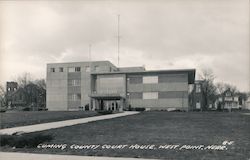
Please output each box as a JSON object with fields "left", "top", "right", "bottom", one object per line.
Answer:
{"left": 199, "top": 68, "right": 217, "bottom": 110}
{"left": 216, "top": 82, "right": 227, "bottom": 95}
{"left": 34, "top": 79, "right": 46, "bottom": 90}
{"left": 15, "top": 72, "right": 33, "bottom": 88}
{"left": 0, "top": 84, "right": 6, "bottom": 108}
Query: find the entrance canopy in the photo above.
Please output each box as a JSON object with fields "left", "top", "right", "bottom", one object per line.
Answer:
{"left": 89, "top": 93, "right": 125, "bottom": 100}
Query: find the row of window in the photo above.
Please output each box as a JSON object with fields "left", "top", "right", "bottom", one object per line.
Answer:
{"left": 69, "top": 79, "right": 81, "bottom": 86}
{"left": 127, "top": 92, "right": 158, "bottom": 100}
{"left": 69, "top": 93, "right": 81, "bottom": 101}
{"left": 50, "top": 66, "right": 99, "bottom": 73}
{"left": 128, "top": 76, "right": 158, "bottom": 84}
{"left": 128, "top": 75, "right": 187, "bottom": 84}
{"left": 128, "top": 91, "right": 188, "bottom": 99}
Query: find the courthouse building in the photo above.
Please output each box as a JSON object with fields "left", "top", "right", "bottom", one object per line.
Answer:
{"left": 47, "top": 61, "right": 195, "bottom": 111}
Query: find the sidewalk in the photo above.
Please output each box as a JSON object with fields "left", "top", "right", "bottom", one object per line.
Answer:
{"left": 0, "top": 152, "right": 159, "bottom": 160}
{"left": 0, "top": 111, "right": 139, "bottom": 135}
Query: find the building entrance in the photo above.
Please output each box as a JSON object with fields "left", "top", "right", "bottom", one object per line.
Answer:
{"left": 90, "top": 95, "right": 125, "bottom": 111}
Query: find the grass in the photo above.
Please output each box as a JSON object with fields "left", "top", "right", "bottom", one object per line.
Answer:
{"left": 1, "top": 111, "right": 250, "bottom": 159}
{"left": 0, "top": 111, "right": 99, "bottom": 129}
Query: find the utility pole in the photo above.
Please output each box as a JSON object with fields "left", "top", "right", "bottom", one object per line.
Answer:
{"left": 117, "top": 14, "right": 120, "bottom": 67}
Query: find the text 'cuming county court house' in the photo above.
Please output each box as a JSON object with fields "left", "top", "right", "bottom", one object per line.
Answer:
{"left": 47, "top": 61, "right": 196, "bottom": 111}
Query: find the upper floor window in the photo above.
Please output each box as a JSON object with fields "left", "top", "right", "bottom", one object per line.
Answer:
{"left": 196, "top": 84, "right": 201, "bottom": 93}
{"left": 68, "top": 67, "right": 75, "bottom": 72}
{"left": 50, "top": 68, "right": 55, "bottom": 72}
{"left": 94, "top": 66, "right": 99, "bottom": 72}
{"left": 59, "top": 67, "right": 64, "bottom": 72}
{"left": 70, "top": 79, "right": 81, "bottom": 86}
{"left": 143, "top": 76, "right": 158, "bottom": 84}
{"left": 68, "top": 67, "right": 81, "bottom": 72}
{"left": 69, "top": 93, "right": 81, "bottom": 101}
{"left": 143, "top": 92, "right": 158, "bottom": 99}
{"left": 85, "top": 66, "right": 90, "bottom": 72}
{"left": 75, "top": 67, "right": 81, "bottom": 72}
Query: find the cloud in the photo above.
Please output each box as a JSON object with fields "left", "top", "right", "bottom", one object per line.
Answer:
{"left": 0, "top": 0, "right": 249, "bottom": 91}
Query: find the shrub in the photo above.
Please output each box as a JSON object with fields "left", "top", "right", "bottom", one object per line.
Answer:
{"left": 0, "top": 108, "right": 6, "bottom": 112}
{"left": 134, "top": 108, "right": 145, "bottom": 111}
{"left": 22, "top": 107, "right": 31, "bottom": 111}
{"left": 97, "top": 110, "right": 113, "bottom": 115}
{"left": 0, "top": 133, "right": 53, "bottom": 148}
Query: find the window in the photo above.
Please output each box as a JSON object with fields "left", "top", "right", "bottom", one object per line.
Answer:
{"left": 196, "top": 84, "right": 201, "bottom": 93}
{"left": 129, "top": 76, "right": 142, "bottom": 84}
{"left": 97, "top": 77, "right": 124, "bottom": 94}
{"left": 143, "top": 76, "right": 158, "bottom": 84}
{"left": 70, "top": 80, "right": 80, "bottom": 86}
{"left": 7, "top": 88, "right": 11, "bottom": 91}
{"left": 69, "top": 94, "right": 81, "bottom": 101}
{"left": 75, "top": 67, "right": 81, "bottom": 72}
{"left": 143, "top": 92, "right": 158, "bottom": 99}
{"left": 68, "top": 67, "right": 81, "bottom": 72}
{"left": 94, "top": 66, "right": 99, "bottom": 72}
{"left": 196, "top": 101, "right": 201, "bottom": 109}
{"left": 85, "top": 66, "right": 90, "bottom": 72}
{"left": 59, "top": 67, "right": 64, "bottom": 72}
{"left": 50, "top": 68, "right": 55, "bottom": 72}
{"left": 129, "top": 92, "right": 143, "bottom": 99}
{"left": 68, "top": 67, "right": 75, "bottom": 72}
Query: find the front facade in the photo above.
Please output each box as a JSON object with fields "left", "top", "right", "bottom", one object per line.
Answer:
{"left": 216, "top": 89, "right": 242, "bottom": 110}
{"left": 189, "top": 80, "right": 206, "bottom": 111}
{"left": 47, "top": 61, "right": 195, "bottom": 111}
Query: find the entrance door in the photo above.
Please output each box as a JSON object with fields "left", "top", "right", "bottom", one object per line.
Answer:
{"left": 100, "top": 100, "right": 104, "bottom": 110}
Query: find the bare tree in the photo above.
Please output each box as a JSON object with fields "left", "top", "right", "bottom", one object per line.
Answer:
{"left": 216, "top": 82, "right": 227, "bottom": 95}
{"left": 224, "top": 83, "right": 238, "bottom": 94}
{"left": 34, "top": 79, "right": 46, "bottom": 89}
{"left": 15, "top": 72, "right": 33, "bottom": 88}
{"left": 199, "top": 68, "right": 217, "bottom": 110}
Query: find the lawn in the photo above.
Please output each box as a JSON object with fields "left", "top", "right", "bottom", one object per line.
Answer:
{"left": 1, "top": 111, "right": 250, "bottom": 160}
{"left": 0, "top": 111, "right": 99, "bottom": 129}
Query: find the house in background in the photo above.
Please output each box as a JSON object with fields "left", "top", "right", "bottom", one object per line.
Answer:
{"left": 189, "top": 80, "right": 206, "bottom": 111}
{"left": 244, "top": 95, "right": 250, "bottom": 110}
{"left": 216, "top": 89, "right": 244, "bottom": 111}
{"left": 6, "top": 82, "right": 46, "bottom": 111}
{"left": 6, "top": 82, "right": 18, "bottom": 109}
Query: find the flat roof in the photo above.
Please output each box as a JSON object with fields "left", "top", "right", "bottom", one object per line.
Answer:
{"left": 89, "top": 93, "right": 125, "bottom": 100}
{"left": 92, "top": 69, "right": 196, "bottom": 84}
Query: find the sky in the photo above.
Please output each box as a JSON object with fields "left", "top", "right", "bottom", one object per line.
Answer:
{"left": 0, "top": 0, "right": 249, "bottom": 92}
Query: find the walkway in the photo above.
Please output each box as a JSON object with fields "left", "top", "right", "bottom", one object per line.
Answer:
{"left": 0, "top": 111, "right": 139, "bottom": 135}
{"left": 0, "top": 152, "right": 159, "bottom": 160}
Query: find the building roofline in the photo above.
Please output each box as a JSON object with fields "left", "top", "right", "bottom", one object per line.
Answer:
{"left": 92, "top": 69, "right": 196, "bottom": 84}
{"left": 47, "top": 60, "right": 114, "bottom": 65}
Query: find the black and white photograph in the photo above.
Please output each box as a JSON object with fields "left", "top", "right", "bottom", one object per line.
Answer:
{"left": 0, "top": 0, "right": 249, "bottom": 160}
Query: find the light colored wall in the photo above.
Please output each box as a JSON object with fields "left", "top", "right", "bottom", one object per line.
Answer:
{"left": 47, "top": 61, "right": 117, "bottom": 111}
{"left": 47, "top": 65, "right": 68, "bottom": 111}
